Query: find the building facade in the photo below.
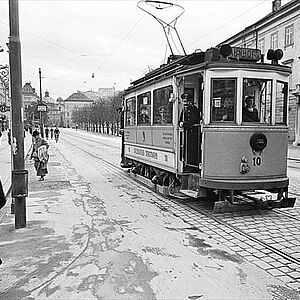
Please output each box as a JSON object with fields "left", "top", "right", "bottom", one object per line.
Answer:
{"left": 64, "top": 91, "right": 93, "bottom": 127}
{"left": 219, "top": 0, "right": 300, "bottom": 144}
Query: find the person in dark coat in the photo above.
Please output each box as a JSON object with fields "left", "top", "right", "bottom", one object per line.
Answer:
{"left": 179, "top": 93, "right": 200, "bottom": 127}
{"left": 45, "top": 127, "right": 49, "bottom": 139}
{"left": 242, "top": 96, "right": 259, "bottom": 122}
{"left": 30, "top": 131, "right": 49, "bottom": 181}
{"left": 179, "top": 93, "right": 201, "bottom": 167}
{"left": 0, "top": 177, "right": 6, "bottom": 209}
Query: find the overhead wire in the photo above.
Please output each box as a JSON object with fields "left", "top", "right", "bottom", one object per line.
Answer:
{"left": 91, "top": 14, "right": 145, "bottom": 76}
{"left": 187, "top": 0, "right": 269, "bottom": 48}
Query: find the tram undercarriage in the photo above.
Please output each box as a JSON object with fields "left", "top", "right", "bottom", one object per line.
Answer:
{"left": 122, "top": 158, "right": 296, "bottom": 213}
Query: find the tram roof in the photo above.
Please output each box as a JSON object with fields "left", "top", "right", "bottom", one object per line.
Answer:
{"left": 125, "top": 46, "right": 291, "bottom": 93}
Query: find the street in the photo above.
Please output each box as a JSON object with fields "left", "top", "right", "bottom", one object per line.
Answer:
{"left": 0, "top": 128, "right": 300, "bottom": 299}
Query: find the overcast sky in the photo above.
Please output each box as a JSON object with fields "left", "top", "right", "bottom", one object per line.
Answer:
{"left": 0, "top": 0, "right": 290, "bottom": 99}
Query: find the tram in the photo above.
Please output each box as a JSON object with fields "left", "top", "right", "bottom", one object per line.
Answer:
{"left": 120, "top": 44, "right": 296, "bottom": 211}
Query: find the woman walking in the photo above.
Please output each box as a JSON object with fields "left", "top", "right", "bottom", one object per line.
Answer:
{"left": 30, "top": 131, "right": 49, "bottom": 181}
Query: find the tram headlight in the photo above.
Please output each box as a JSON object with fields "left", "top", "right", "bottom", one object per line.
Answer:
{"left": 267, "top": 49, "right": 283, "bottom": 64}
{"left": 250, "top": 132, "right": 267, "bottom": 152}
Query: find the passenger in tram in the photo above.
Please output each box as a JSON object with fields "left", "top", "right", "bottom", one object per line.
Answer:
{"left": 242, "top": 95, "right": 259, "bottom": 122}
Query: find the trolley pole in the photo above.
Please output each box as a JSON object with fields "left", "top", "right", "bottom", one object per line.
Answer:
{"left": 9, "top": 0, "right": 28, "bottom": 229}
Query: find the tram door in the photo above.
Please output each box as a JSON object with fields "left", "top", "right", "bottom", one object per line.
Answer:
{"left": 180, "top": 78, "right": 203, "bottom": 172}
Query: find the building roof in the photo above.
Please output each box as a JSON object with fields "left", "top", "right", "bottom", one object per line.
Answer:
{"left": 65, "top": 91, "right": 93, "bottom": 102}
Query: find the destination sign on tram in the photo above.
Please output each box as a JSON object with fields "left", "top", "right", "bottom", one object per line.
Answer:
{"left": 230, "top": 47, "right": 261, "bottom": 61}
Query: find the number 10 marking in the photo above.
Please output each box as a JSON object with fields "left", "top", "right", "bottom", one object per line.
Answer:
{"left": 253, "top": 156, "right": 261, "bottom": 166}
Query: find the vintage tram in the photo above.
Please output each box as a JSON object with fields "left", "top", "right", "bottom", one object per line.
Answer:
{"left": 120, "top": 44, "right": 295, "bottom": 211}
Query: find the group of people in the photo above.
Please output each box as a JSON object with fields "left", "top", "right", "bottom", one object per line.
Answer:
{"left": 44, "top": 126, "right": 60, "bottom": 142}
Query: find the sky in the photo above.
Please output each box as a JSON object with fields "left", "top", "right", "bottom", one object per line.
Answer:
{"left": 0, "top": 0, "right": 291, "bottom": 99}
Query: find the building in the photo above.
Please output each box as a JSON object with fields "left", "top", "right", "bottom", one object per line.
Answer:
{"left": 219, "top": 0, "right": 300, "bottom": 144}
{"left": 98, "top": 87, "right": 115, "bottom": 100}
{"left": 83, "top": 90, "right": 99, "bottom": 101}
{"left": 42, "top": 91, "right": 61, "bottom": 127}
{"left": 22, "top": 82, "right": 40, "bottom": 126}
{"left": 22, "top": 82, "right": 39, "bottom": 108}
{"left": 64, "top": 91, "right": 93, "bottom": 127}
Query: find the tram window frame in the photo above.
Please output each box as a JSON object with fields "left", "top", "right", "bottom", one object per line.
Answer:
{"left": 210, "top": 78, "right": 237, "bottom": 123}
{"left": 125, "top": 96, "right": 136, "bottom": 126}
{"left": 275, "top": 81, "right": 288, "bottom": 125}
{"left": 153, "top": 85, "right": 173, "bottom": 126}
{"left": 137, "top": 91, "right": 151, "bottom": 126}
{"left": 243, "top": 78, "right": 272, "bottom": 124}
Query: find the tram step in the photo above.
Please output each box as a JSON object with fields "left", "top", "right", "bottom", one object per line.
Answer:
{"left": 179, "top": 189, "right": 199, "bottom": 198}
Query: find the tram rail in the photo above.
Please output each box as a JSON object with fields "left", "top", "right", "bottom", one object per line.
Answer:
{"left": 60, "top": 133, "right": 300, "bottom": 287}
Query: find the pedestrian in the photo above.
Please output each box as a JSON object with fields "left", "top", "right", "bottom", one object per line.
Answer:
{"left": 7, "top": 129, "right": 11, "bottom": 145}
{"left": 54, "top": 126, "right": 60, "bottom": 143}
{"left": 50, "top": 127, "right": 54, "bottom": 139}
{"left": 0, "top": 177, "right": 6, "bottom": 209}
{"left": 30, "top": 131, "right": 49, "bottom": 181}
{"left": 45, "top": 127, "right": 49, "bottom": 139}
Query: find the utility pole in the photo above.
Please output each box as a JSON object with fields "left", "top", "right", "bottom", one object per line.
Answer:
{"left": 9, "top": 0, "right": 28, "bottom": 229}
{"left": 39, "top": 67, "right": 44, "bottom": 138}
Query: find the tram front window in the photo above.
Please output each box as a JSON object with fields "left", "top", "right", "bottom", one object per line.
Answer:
{"left": 243, "top": 78, "right": 272, "bottom": 124}
{"left": 211, "top": 78, "right": 236, "bottom": 122}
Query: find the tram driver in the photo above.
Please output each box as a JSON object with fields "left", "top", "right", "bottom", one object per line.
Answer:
{"left": 242, "top": 95, "right": 259, "bottom": 122}
{"left": 179, "top": 93, "right": 200, "bottom": 127}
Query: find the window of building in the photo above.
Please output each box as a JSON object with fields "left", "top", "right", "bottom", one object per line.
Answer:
{"left": 153, "top": 86, "right": 173, "bottom": 125}
{"left": 211, "top": 78, "right": 236, "bottom": 122}
{"left": 285, "top": 24, "right": 294, "bottom": 47}
{"left": 271, "top": 32, "right": 278, "bottom": 49}
{"left": 137, "top": 92, "right": 151, "bottom": 125}
{"left": 258, "top": 38, "right": 265, "bottom": 54}
{"left": 243, "top": 78, "right": 272, "bottom": 124}
{"left": 125, "top": 96, "right": 136, "bottom": 126}
{"left": 275, "top": 81, "right": 288, "bottom": 125}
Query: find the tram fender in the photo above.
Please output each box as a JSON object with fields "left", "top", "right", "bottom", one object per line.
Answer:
{"left": 269, "top": 197, "right": 296, "bottom": 208}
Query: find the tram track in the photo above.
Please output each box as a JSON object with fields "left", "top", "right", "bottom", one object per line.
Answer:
{"left": 60, "top": 133, "right": 300, "bottom": 285}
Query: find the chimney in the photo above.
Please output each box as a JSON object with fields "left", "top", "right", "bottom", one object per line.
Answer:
{"left": 272, "top": 0, "right": 281, "bottom": 12}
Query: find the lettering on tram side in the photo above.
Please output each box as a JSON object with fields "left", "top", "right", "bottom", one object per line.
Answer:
{"left": 134, "top": 148, "right": 145, "bottom": 156}
{"left": 132, "top": 148, "right": 158, "bottom": 160}
{"left": 162, "top": 131, "right": 173, "bottom": 145}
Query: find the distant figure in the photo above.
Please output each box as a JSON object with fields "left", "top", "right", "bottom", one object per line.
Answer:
{"left": 45, "top": 127, "right": 49, "bottom": 139}
{"left": 75, "top": 124, "right": 78, "bottom": 131}
{"left": 30, "top": 131, "right": 49, "bottom": 181}
{"left": 242, "top": 96, "right": 259, "bottom": 122}
{"left": 7, "top": 129, "right": 11, "bottom": 145}
{"left": 0, "top": 177, "right": 6, "bottom": 209}
{"left": 54, "top": 127, "right": 60, "bottom": 143}
{"left": 50, "top": 127, "right": 54, "bottom": 139}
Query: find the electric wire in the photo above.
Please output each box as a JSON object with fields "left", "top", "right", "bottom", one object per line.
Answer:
{"left": 91, "top": 15, "right": 145, "bottom": 76}
{"left": 187, "top": 0, "right": 269, "bottom": 47}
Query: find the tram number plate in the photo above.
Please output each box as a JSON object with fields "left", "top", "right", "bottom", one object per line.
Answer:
{"left": 252, "top": 156, "right": 262, "bottom": 167}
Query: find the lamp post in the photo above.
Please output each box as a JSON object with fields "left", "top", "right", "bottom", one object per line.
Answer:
{"left": 9, "top": 0, "right": 28, "bottom": 229}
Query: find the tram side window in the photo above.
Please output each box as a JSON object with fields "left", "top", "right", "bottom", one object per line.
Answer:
{"left": 153, "top": 86, "right": 173, "bottom": 125}
{"left": 137, "top": 92, "right": 151, "bottom": 126}
{"left": 275, "top": 81, "right": 288, "bottom": 125}
{"left": 211, "top": 79, "right": 236, "bottom": 122}
{"left": 125, "top": 97, "right": 136, "bottom": 126}
{"left": 243, "top": 78, "right": 272, "bottom": 123}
